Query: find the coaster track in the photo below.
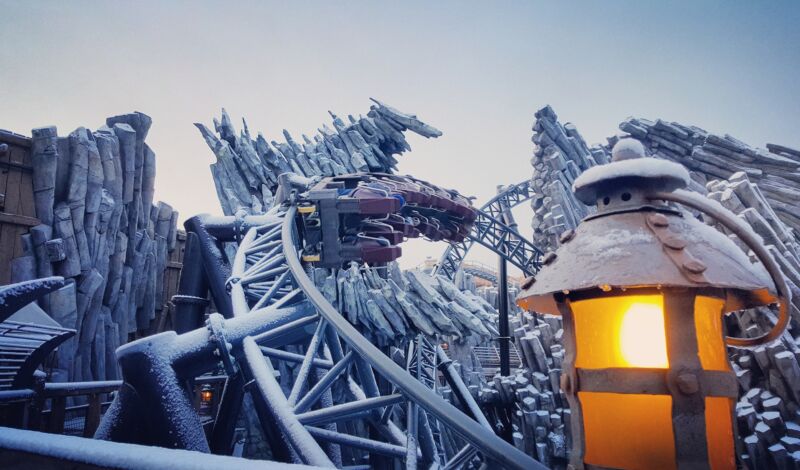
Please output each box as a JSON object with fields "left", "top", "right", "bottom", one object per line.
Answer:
{"left": 96, "top": 200, "right": 543, "bottom": 469}
{"left": 434, "top": 181, "right": 542, "bottom": 280}
{"left": 224, "top": 205, "right": 543, "bottom": 469}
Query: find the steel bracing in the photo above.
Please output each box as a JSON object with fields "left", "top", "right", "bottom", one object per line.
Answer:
{"left": 93, "top": 184, "right": 546, "bottom": 468}
{"left": 223, "top": 206, "right": 543, "bottom": 469}
{"left": 434, "top": 181, "right": 542, "bottom": 280}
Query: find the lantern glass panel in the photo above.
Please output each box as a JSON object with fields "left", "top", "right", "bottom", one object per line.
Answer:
{"left": 705, "top": 396, "right": 736, "bottom": 470}
{"left": 580, "top": 391, "right": 676, "bottom": 470}
{"left": 694, "top": 295, "right": 729, "bottom": 371}
{"left": 572, "top": 294, "right": 669, "bottom": 369}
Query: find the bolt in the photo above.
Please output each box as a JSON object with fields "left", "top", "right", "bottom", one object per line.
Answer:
{"left": 521, "top": 276, "right": 536, "bottom": 290}
{"left": 559, "top": 229, "right": 576, "bottom": 244}
{"left": 683, "top": 259, "right": 707, "bottom": 274}
{"left": 662, "top": 235, "right": 686, "bottom": 250}
{"left": 543, "top": 252, "right": 557, "bottom": 265}
{"left": 676, "top": 373, "right": 699, "bottom": 394}
{"left": 649, "top": 213, "right": 670, "bottom": 228}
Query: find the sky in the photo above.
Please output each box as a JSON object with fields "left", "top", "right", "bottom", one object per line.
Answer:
{"left": 2, "top": 1, "right": 799, "bottom": 270}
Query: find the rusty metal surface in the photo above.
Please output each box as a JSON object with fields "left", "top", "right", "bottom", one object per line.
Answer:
{"left": 518, "top": 208, "right": 775, "bottom": 315}
{"left": 576, "top": 368, "right": 737, "bottom": 397}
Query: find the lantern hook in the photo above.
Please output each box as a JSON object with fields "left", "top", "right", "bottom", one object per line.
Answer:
{"left": 649, "top": 188, "right": 790, "bottom": 347}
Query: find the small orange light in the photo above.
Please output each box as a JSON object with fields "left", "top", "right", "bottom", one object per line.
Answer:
{"left": 200, "top": 387, "right": 213, "bottom": 403}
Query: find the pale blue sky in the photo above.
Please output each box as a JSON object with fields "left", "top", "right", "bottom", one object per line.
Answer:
{"left": 2, "top": 1, "right": 798, "bottom": 268}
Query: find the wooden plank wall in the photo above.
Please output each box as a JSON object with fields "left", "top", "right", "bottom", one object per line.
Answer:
{"left": 153, "top": 230, "right": 186, "bottom": 333}
{"left": 0, "top": 131, "right": 40, "bottom": 285}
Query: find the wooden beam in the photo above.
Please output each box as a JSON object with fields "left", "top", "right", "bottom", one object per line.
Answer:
{"left": 0, "top": 130, "right": 32, "bottom": 148}
{"left": 0, "top": 212, "right": 40, "bottom": 227}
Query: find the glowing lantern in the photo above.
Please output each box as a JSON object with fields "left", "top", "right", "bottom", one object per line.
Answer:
{"left": 200, "top": 384, "right": 214, "bottom": 415}
{"left": 517, "top": 140, "right": 789, "bottom": 470}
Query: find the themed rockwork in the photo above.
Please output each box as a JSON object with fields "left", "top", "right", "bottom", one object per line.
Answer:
{"left": 311, "top": 264, "right": 498, "bottom": 346}
{"left": 12, "top": 112, "right": 179, "bottom": 384}
{"left": 195, "top": 99, "right": 442, "bottom": 215}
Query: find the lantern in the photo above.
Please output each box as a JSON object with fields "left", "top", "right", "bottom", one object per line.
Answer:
{"left": 200, "top": 385, "right": 213, "bottom": 404}
{"left": 199, "top": 384, "right": 214, "bottom": 415}
{"left": 516, "top": 140, "right": 790, "bottom": 470}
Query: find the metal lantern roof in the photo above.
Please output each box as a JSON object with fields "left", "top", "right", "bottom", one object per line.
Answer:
{"left": 518, "top": 151, "right": 777, "bottom": 316}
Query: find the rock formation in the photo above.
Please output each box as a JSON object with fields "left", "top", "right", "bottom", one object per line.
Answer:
{"left": 195, "top": 99, "right": 442, "bottom": 215}
{"left": 14, "top": 112, "right": 178, "bottom": 384}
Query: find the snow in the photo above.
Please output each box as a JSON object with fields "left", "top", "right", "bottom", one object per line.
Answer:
{"left": 573, "top": 157, "right": 690, "bottom": 197}
{"left": 611, "top": 137, "right": 647, "bottom": 161}
{"left": 0, "top": 426, "right": 320, "bottom": 469}
{"left": 584, "top": 227, "right": 653, "bottom": 263}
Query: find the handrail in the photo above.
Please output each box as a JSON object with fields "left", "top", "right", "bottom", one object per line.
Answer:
{"left": 0, "top": 376, "right": 227, "bottom": 403}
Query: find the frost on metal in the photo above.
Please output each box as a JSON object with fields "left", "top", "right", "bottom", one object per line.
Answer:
{"left": 572, "top": 157, "right": 690, "bottom": 202}
{"left": 0, "top": 276, "right": 64, "bottom": 321}
{"left": 0, "top": 426, "right": 317, "bottom": 470}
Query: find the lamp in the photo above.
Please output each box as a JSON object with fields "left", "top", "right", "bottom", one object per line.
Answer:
{"left": 199, "top": 384, "right": 214, "bottom": 415}
{"left": 200, "top": 385, "right": 213, "bottom": 404}
{"left": 516, "top": 139, "right": 790, "bottom": 470}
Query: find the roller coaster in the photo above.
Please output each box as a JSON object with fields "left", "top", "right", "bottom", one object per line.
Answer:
{"left": 88, "top": 174, "right": 547, "bottom": 469}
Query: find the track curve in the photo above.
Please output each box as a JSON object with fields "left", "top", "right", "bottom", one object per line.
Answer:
{"left": 226, "top": 204, "right": 543, "bottom": 469}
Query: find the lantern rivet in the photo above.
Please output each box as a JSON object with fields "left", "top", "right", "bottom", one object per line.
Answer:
{"left": 521, "top": 276, "right": 536, "bottom": 289}
{"left": 649, "top": 213, "right": 670, "bottom": 227}
{"left": 676, "top": 373, "right": 699, "bottom": 395}
{"left": 662, "top": 235, "right": 686, "bottom": 250}
{"left": 543, "top": 252, "right": 557, "bottom": 265}
{"left": 683, "top": 259, "right": 707, "bottom": 274}
{"left": 559, "top": 229, "right": 576, "bottom": 244}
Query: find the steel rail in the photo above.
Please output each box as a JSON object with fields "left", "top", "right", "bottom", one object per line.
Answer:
{"left": 434, "top": 180, "right": 542, "bottom": 280}
{"left": 243, "top": 336, "right": 335, "bottom": 468}
{"left": 282, "top": 205, "right": 545, "bottom": 470}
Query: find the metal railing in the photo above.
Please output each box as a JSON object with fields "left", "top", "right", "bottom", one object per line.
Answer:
{"left": 0, "top": 375, "right": 228, "bottom": 438}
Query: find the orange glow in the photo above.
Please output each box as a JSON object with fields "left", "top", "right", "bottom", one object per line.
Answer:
{"left": 694, "top": 296, "right": 729, "bottom": 371}
{"left": 580, "top": 392, "right": 676, "bottom": 470}
{"left": 201, "top": 390, "right": 213, "bottom": 403}
{"left": 619, "top": 300, "right": 669, "bottom": 368}
{"left": 705, "top": 397, "right": 735, "bottom": 470}
{"left": 572, "top": 294, "right": 668, "bottom": 369}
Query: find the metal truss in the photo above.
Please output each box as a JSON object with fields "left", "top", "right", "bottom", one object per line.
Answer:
{"left": 434, "top": 180, "right": 542, "bottom": 280}
{"left": 460, "top": 265, "right": 498, "bottom": 284}
{"left": 224, "top": 206, "right": 543, "bottom": 469}
{"left": 97, "top": 199, "right": 544, "bottom": 469}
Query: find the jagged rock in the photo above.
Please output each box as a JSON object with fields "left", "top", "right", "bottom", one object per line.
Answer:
{"left": 196, "top": 100, "right": 441, "bottom": 215}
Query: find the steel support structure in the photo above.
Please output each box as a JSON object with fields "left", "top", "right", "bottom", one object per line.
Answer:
{"left": 434, "top": 180, "right": 542, "bottom": 280}
{"left": 95, "top": 204, "right": 544, "bottom": 470}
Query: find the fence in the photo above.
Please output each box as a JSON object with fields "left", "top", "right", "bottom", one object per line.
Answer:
{"left": 0, "top": 375, "right": 226, "bottom": 437}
